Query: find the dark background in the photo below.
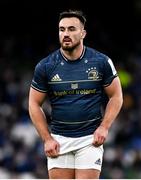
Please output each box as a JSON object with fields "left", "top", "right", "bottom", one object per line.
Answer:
{"left": 0, "top": 0, "right": 137, "bottom": 62}
{"left": 0, "top": 0, "right": 141, "bottom": 178}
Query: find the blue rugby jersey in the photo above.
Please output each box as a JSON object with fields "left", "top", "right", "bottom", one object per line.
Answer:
{"left": 31, "top": 46, "right": 118, "bottom": 137}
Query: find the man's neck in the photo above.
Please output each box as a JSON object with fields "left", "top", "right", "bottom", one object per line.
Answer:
{"left": 61, "top": 44, "right": 84, "bottom": 61}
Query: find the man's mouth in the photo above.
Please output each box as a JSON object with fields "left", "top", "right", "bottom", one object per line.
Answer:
{"left": 63, "top": 38, "right": 71, "bottom": 42}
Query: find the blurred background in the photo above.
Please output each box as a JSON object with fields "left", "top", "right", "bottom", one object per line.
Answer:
{"left": 0, "top": 0, "right": 141, "bottom": 178}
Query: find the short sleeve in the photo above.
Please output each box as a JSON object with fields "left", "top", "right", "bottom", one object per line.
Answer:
{"left": 31, "top": 62, "right": 48, "bottom": 93}
{"left": 103, "top": 58, "right": 118, "bottom": 87}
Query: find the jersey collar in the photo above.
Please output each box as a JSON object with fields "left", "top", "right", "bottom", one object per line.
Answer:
{"left": 60, "top": 46, "right": 86, "bottom": 62}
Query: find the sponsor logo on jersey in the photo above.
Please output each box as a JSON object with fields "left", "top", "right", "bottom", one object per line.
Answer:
{"left": 51, "top": 74, "right": 62, "bottom": 81}
{"left": 71, "top": 83, "right": 78, "bottom": 89}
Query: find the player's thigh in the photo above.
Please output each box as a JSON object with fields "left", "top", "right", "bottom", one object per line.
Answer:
{"left": 75, "top": 144, "right": 104, "bottom": 178}
{"left": 75, "top": 169, "right": 100, "bottom": 179}
{"left": 49, "top": 168, "right": 75, "bottom": 179}
{"left": 48, "top": 152, "right": 75, "bottom": 179}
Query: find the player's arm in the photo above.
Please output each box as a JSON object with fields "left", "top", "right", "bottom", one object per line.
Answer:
{"left": 28, "top": 87, "right": 60, "bottom": 157}
{"left": 29, "top": 87, "right": 51, "bottom": 141}
{"left": 101, "top": 76, "right": 123, "bottom": 129}
{"left": 93, "top": 77, "right": 123, "bottom": 146}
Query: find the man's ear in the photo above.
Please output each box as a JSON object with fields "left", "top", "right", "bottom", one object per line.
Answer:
{"left": 81, "top": 29, "right": 87, "bottom": 39}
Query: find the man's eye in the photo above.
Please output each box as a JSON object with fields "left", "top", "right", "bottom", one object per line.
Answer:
{"left": 59, "top": 27, "right": 65, "bottom": 31}
{"left": 69, "top": 27, "right": 75, "bottom": 31}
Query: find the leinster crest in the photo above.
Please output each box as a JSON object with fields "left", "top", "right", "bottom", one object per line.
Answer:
{"left": 86, "top": 67, "right": 101, "bottom": 80}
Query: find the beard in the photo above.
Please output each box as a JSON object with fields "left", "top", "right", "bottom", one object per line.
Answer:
{"left": 61, "top": 40, "right": 81, "bottom": 51}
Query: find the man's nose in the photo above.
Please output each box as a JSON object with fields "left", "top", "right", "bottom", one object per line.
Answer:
{"left": 64, "top": 30, "right": 70, "bottom": 36}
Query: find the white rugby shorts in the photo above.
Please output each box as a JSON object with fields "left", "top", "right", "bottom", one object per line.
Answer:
{"left": 47, "top": 134, "right": 104, "bottom": 171}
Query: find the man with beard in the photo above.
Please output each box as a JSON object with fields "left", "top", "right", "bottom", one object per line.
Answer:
{"left": 28, "top": 10, "right": 123, "bottom": 179}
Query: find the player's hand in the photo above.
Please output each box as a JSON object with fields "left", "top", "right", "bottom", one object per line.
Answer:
{"left": 44, "top": 137, "right": 60, "bottom": 158}
{"left": 92, "top": 125, "right": 108, "bottom": 147}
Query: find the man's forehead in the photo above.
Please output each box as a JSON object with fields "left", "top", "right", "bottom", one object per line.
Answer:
{"left": 59, "top": 17, "right": 81, "bottom": 27}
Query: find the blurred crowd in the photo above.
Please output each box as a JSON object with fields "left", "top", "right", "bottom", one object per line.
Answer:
{"left": 0, "top": 1, "right": 141, "bottom": 179}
